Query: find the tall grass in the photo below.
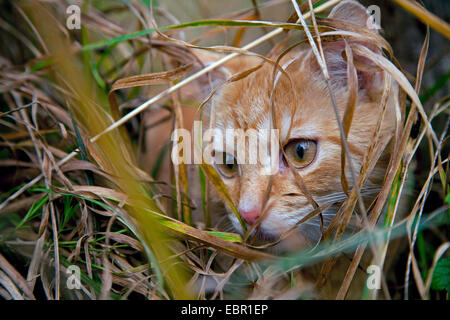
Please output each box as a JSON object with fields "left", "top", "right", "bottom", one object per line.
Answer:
{"left": 0, "top": 0, "right": 448, "bottom": 300}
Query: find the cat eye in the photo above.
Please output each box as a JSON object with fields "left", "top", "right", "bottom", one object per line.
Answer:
{"left": 214, "top": 152, "right": 239, "bottom": 178}
{"left": 283, "top": 139, "right": 317, "bottom": 169}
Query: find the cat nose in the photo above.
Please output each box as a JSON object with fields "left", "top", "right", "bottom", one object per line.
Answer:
{"left": 240, "top": 209, "right": 260, "bottom": 225}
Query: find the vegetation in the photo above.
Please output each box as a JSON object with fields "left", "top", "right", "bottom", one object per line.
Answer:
{"left": 0, "top": 0, "right": 448, "bottom": 300}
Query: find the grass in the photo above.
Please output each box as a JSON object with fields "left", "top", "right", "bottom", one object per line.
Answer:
{"left": 0, "top": 0, "right": 448, "bottom": 300}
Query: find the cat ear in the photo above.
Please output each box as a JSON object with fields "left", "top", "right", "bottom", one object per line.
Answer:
{"left": 306, "top": 1, "right": 384, "bottom": 94}
{"left": 187, "top": 49, "right": 261, "bottom": 101}
{"left": 177, "top": 49, "right": 230, "bottom": 106}
{"left": 190, "top": 49, "right": 231, "bottom": 95}
{"left": 328, "top": 0, "right": 378, "bottom": 31}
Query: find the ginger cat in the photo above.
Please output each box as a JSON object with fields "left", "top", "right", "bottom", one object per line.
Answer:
{"left": 148, "top": 0, "right": 402, "bottom": 298}
{"left": 200, "top": 2, "right": 396, "bottom": 243}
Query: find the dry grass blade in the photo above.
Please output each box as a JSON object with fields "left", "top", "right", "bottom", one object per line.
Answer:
{"left": 161, "top": 220, "right": 273, "bottom": 261}
{"left": 200, "top": 163, "right": 247, "bottom": 233}
{"left": 340, "top": 42, "right": 358, "bottom": 194}
{"left": 0, "top": 269, "right": 24, "bottom": 300}
{"left": 0, "top": 252, "right": 35, "bottom": 299}
{"left": 108, "top": 63, "right": 193, "bottom": 122}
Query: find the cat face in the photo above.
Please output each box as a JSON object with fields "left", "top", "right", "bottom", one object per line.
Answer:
{"left": 200, "top": 1, "right": 396, "bottom": 249}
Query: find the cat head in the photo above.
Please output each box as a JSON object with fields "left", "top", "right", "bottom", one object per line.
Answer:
{"left": 195, "top": 0, "right": 397, "bottom": 250}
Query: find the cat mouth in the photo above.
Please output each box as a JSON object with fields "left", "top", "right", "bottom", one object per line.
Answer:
{"left": 242, "top": 225, "right": 280, "bottom": 243}
{"left": 254, "top": 228, "right": 280, "bottom": 243}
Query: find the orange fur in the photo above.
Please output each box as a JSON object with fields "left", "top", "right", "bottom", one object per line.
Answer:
{"left": 196, "top": 1, "right": 400, "bottom": 298}
{"left": 205, "top": 41, "right": 396, "bottom": 248}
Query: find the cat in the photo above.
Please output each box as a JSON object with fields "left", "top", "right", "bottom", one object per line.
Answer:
{"left": 145, "top": 0, "right": 402, "bottom": 298}
{"left": 196, "top": 1, "right": 395, "bottom": 245}
{"left": 188, "top": 0, "right": 401, "bottom": 298}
